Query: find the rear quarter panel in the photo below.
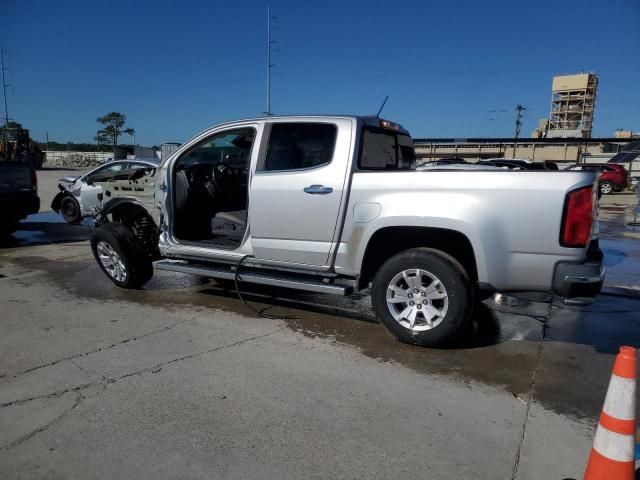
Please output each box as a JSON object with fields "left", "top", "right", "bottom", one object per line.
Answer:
{"left": 335, "top": 170, "right": 596, "bottom": 291}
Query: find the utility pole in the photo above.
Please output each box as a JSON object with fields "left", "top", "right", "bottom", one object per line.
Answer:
{"left": 45, "top": 131, "right": 49, "bottom": 152}
{"left": 1, "top": 45, "right": 10, "bottom": 136}
{"left": 514, "top": 104, "right": 526, "bottom": 157}
{"left": 266, "top": 7, "right": 276, "bottom": 116}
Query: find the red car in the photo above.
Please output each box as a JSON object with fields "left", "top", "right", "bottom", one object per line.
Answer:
{"left": 566, "top": 163, "right": 629, "bottom": 195}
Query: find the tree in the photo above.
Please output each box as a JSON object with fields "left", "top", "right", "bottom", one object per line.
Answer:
{"left": 96, "top": 112, "right": 135, "bottom": 156}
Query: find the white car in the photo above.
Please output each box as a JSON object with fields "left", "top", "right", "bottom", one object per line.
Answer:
{"left": 51, "top": 159, "right": 159, "bottom": 223}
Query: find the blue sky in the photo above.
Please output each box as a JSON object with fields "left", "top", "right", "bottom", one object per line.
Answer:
{"left": 2, "top": 0, "right": 639, "bottom": 145}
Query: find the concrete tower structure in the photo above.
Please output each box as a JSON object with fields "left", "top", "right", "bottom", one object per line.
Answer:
{"left": 547, "top": 73, "right": 598, "bottom": 138}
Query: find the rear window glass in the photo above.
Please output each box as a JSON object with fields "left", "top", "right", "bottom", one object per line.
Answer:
{"left": 359, "top": 129, "right": 415, "bottom": 170}
{"left": 261, "top": 123, "right": 337, "bottom": 171}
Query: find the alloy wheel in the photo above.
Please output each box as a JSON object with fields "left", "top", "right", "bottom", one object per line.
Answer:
{"left": 386, "top": 268, "right": 449, "bottom": 332}
{"left": 96, "top": 241, "right": 127, "bottom": 282}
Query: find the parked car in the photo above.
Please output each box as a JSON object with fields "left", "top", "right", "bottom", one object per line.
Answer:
{"left": 431, "top": 158, "right": 468, "bottom": 165}
{"left": 477, "top": 159, "right": 550, "bottom": 170}
{"left": 418, "top": 163, "right": 503, "bottom": 171}
{"left": 51, "top": 159, "right": 159, "bottom": 223}
{"left": 565, "top": 163, "right": 629, "bottom": 195}
{"left": 88, "top": 115, "right": 603, "bottom": 347}
{"left": 0, "top": 161, "right": 40, "bottom": 236}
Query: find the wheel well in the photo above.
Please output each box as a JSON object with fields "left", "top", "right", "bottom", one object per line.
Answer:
{"left": 358, "top": 227, "right": 478, "bottom": 289}
{"left": 107, "top": 202, "right": 152, "bottom": 226}
{"left": 105, "top": 202, "right": 159, "bottom": 258}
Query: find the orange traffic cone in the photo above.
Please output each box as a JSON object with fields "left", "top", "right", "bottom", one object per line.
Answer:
{"left": 584, "top": 346, "right": 637, "bottom": 479}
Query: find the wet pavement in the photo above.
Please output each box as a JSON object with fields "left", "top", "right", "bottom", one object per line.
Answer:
{"left": 599, "top": 192, "right": 640, "bottom": 294}
{"left": 0, "top": 172, "right": 639, "bottom": 479}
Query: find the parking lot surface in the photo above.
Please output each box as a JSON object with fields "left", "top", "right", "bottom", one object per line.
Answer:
{"left": 1, "top": 168, "right": 639, "bottom": 479}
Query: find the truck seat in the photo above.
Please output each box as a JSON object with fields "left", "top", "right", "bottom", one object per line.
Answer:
{"left": 211, "top": 210, "right": 247, "bottom": 240}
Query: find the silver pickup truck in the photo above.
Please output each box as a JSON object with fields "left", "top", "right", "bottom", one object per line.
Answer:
{"left": 89, "top": 115, "right": 604, "bottom": 346}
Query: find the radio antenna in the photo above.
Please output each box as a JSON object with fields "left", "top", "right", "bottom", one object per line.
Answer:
{"left": 376, "top": 95, "right": 389, "bottom": 118}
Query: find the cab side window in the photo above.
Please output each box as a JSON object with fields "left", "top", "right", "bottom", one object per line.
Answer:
{"left": 260, "top": 123, "right": 337, "bottom": 172}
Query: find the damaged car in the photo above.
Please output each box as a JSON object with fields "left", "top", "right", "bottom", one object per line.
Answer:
{"left": 51, "top": 159, "right": 159, "bottom": 223}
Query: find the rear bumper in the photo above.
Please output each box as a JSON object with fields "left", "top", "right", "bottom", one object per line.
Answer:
{"left": 552, "top": 240, "right": 605, "bottom": 305}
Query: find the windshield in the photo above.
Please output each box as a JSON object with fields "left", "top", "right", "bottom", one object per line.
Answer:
{"left": 179, "top": 130, "right": 255, "bottom": 168}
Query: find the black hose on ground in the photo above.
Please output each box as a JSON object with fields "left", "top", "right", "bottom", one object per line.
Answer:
{"left": 234, "top": 254, "right": 297, "bottom": 320}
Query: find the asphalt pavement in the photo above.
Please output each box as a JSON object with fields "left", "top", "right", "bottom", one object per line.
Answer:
{"left": 0, "top": 168, "right": 639, "bottom": 479}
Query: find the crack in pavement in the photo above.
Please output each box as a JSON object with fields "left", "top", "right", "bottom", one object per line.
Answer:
{"left": 510, "top": 301, "right": 552, "bottom": 480}
{"left": 0, "top": 382, "right": 98, "bottom": 409}
{"left": 0, "top": 326, "right": 287, "bottom": 451}
{"left": 114, "top": 326, "right": 287, "bottom": 381}
{"left": 0, "top": 390, "right": 87, "bottom": 452}
{"left": 10, "top": 316, "right": 200, "bottom": 379}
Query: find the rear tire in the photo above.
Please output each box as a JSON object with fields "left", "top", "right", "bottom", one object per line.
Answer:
{"left": 60, "top": 196, "right": 82, "bottom": 224}
{"left": 372, "top": 248, "right": 473, "bottom": 347}
{"left": 90, "top": 223, "right": 153, "bottom": 288}
{"left": 599, "top": 181, "right": 613, "bottom": 195}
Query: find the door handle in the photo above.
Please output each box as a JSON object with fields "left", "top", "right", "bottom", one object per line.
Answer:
{"left": 303, "top": 185, "right": 333, "bottom": 195}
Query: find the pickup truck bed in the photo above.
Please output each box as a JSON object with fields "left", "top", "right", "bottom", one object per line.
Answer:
{"left": 339, "top": 169, "right": 597, "bottom": 292}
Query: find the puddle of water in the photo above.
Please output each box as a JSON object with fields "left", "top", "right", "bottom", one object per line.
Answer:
{"left": 600, "top": 238, "right": 640, "bottom": 290}
{"left": 24, "top": 211, "right": 68, "bottom": 224}
{"left": 1, "top": 212, "right": 92, "bottom": 248}
{"left": 602, "top": 247, "right": 627, "bottom": 267}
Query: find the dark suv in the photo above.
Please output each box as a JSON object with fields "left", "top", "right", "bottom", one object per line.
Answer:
{"left": 0, "top": 161, "right": 40, "bottom": 236}
{"left": 566, "top": 163, "right": 629, "bottom": 195}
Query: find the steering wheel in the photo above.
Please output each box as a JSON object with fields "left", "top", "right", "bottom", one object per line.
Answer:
{"left": 206, "top": 163, "right": 236, "bottom": 198}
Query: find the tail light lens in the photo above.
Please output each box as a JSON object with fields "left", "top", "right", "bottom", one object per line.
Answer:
{"left": 560, "top": 186, "right": 594, "bottom": 247}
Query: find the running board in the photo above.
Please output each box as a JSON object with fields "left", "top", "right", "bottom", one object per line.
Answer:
{"left": 155, "top": 260, "right": 352, "bottom": 296}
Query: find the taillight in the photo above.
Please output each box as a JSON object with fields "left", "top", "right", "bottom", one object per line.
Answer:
{"left": 560, "top": 186, "right": 594, "bottom": 247}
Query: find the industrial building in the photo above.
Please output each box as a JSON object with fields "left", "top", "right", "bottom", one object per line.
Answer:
{"left": 414, "top": 71, "right": 619, "bottom": 165}
{"left": 413, "top": 137, "right": 633, "bottom": 165}
{"left": 531, "top": 73, "right": 599, "bottom": 139}
{"left": 546, "top": 73, "right": 598, "bottom": 138}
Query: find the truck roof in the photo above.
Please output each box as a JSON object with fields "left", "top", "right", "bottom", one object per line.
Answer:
{"left": 203, "top": 115, "right": 411, "bottom": 136}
